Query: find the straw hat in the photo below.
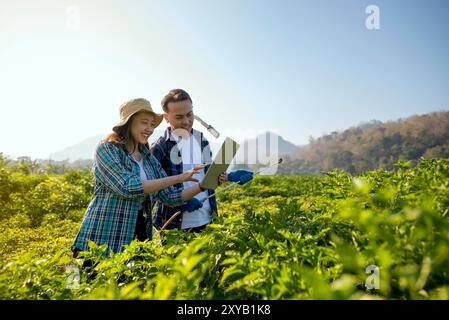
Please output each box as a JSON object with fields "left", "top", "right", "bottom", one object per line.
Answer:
{"left": 112, "top": 98, "right": 163, "bottom": 133}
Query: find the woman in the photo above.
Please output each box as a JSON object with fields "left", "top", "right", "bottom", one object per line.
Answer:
{"left": 72, "top": 98, "right": 206, "bottom": 256}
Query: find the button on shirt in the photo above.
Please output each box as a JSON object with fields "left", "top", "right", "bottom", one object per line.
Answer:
{"left": 174, "top": 133, "right": 212, "bottom": 229}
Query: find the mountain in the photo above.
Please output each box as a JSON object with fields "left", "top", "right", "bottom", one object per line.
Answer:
{"left": 356, "top": 119, "right": 383, "bottom": 130}
{"left": 49, "top": 130, "right": 299, "bottom": 163}
{"left": 281, "top": 110, "right": 449, "bottom": 175}
{"left": 49, "top": 135, "right": 104, "bottom": 161}
{"left": 49, "top": 130, "right": 165, "bottom": 161}
{"left": 47, "top": 110, "right": 449, "bottom": 174}
{"left": 234, "top": 131, "right": 300, "bottom": 164}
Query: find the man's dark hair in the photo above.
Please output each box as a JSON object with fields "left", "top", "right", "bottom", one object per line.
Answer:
{"left": 161, "top": 89, "right": 192, "bottom": 112}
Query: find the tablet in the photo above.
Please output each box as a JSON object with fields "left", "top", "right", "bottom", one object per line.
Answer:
{"left": 199, "top": 137, "right": 240, "bottom": 190}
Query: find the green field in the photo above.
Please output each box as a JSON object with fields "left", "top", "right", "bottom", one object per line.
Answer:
{"left": 1, "top": 157, "right": 448, "bottom": 299}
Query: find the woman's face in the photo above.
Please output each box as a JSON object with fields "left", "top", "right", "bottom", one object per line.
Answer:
{"left": 130, "top": 112, "right": 157, "bottom": 145}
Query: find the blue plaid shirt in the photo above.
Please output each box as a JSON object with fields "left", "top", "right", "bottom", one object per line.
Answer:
{"left": 72, "top": 141, "right": 183, "bottom": 254}
{"left": 150, "top": 127, "right": 218, "bottom": 230}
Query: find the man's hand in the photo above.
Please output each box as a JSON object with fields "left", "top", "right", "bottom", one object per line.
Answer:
{"left": 228, "top": 169, "right": 254, "bottom": 185}
{"left": 218, "top": 172, "right": 228, "bottom": 186}
{"left": 180, "top": 198, "right": 203, "bottom": 212}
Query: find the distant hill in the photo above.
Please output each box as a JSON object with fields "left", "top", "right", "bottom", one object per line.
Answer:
{"left": 281, "top": 111, "right": 449, "bottom": 175}
{"left": 356, "top": 119, "right": 383, "bottom": 130}
{"left": 49, "top": 131, "right": 166, "bottom": 161}
{"left": 234, "top": 131, "right": 300, "bottom": 164}
{"left": 49, "top": 130, "right": 299, "bottom": 164}
{"left": 49, "top": 135, "right": 104, "bottom": 161}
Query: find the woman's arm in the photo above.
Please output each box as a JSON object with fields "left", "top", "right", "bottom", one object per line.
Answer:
{"left": 149, "top": 156, "right": 206, "bottom": 206}
{"left": 141, "top": 165, "right": 204, "bottom": 194}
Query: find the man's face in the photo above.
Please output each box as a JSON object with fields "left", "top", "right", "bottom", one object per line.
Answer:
{"left": 164, "top": 100, "right": 194, "bottom": 135}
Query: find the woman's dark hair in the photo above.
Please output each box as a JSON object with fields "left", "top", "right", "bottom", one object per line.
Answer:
{"left": 161, "top": 88, "right": 192, "bottom": 112}
{"left": 105, "top": 114, "right": 138, "bottom": 153}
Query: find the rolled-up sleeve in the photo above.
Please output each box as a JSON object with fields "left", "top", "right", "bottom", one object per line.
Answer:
{"left": 94, "top": 142, "right": 144, "bottom": 199}
{"left": 150, "top": 155, "right": 183, "bottom": 207}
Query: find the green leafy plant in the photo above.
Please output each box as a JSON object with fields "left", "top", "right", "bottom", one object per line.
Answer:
{"left": 0, "top": 158, "right": 448, "bottom": 299}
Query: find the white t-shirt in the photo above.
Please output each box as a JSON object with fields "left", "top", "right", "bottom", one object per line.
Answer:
{"left": 137, "top": 158, "right": 147, "bottom": 181}
{"left": 173, "top": 133, "right": 212, "bottom": 229}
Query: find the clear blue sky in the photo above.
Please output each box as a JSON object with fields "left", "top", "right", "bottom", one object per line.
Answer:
{"left": 1, "top": 0, "right": 448, "bottom": 158}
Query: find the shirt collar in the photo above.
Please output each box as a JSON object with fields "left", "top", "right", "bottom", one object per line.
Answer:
{"left": 164, "top": 126, "right": 202, "bottom": 142}
{"left": 138, "top": 143, "right": 151, "bottom": 156}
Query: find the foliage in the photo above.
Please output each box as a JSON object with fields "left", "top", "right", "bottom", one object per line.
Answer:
{"left": 0, "top": 157, "right": 448, "bottom": 300}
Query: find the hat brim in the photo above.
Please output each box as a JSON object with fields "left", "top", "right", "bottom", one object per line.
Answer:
{"left": 112, "top": 109, "right": 164, "bottom": 134}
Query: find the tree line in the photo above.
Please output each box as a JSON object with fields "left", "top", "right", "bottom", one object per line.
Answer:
{"left": 280, "top": 111, "right": 449, "bottom": 175}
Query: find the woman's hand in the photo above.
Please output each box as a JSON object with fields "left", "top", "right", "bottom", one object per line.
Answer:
{"left": 178, "top": 164, "right": 207, "bottom": 183}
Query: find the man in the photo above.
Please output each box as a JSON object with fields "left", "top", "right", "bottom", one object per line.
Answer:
{"left": 151, "top": 89, "right": 253, "bottom": 232}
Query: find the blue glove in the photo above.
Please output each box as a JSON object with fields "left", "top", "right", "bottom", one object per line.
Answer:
{"left": 180, "top": 198, "right": 203, "bottom": 212}
{"left": 228, "top": 169, "right": 254, "bottom": 185}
